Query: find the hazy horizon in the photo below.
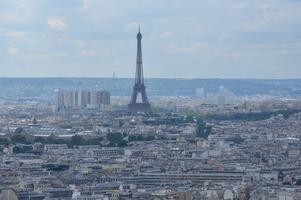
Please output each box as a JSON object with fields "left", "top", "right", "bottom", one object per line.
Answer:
{"left": 0, "top": 77, "right": 301, "bottom": 80}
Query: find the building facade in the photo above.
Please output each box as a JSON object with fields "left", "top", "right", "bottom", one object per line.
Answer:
{"left": 57, "top": 90, "right": 110, "bottom": 110}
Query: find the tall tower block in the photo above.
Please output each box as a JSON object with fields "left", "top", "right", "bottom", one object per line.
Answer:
{"left": 128, "top": 26, "right": 151, "bottom": 112}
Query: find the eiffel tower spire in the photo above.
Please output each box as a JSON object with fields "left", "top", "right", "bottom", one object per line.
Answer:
{"left": 128, "top": 26, "right": 151, "bottom": 112}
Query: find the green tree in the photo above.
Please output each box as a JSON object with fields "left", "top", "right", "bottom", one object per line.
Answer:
{"left": 195, "top": 118, "right": 212, "bottom": 139}
{"left": 145, "top": 135, "right": 155, "bottom": 141}
{"left": 0, "top": 138, "right": 9, "bottom": 145}
{"left": 128, "top": 135, "right": 137, "bottom": 142}
{"left": 14, "top": 127, "right": 24, "bottom": 134}
{"left": 11, "top": 134, "right": 28, "bottom": 144}
{"left": 85, "top": 138, "right": 101, "bottom": 145}
{"left": 45, "top": 136, "right": 67, "bottom": 144}
{"left": 13, "top": 145, "right": 33, "bottom": 153}
{"left": 296, "top": 179, "right": 301, "bottom": 186}
{"left": 34, "top": 137, "right": 45, "bottom": 143}
{"left": 118, "top": 140, "right": 128, "bottom": 147}
{"left": 107, "top": 132, "right": 123, "bottom": 144}
{"left": 42, "top": 164, "right": 69, "bottom": 171}
{"left": 70, "top": 135, "right": 85, "bottom": 146}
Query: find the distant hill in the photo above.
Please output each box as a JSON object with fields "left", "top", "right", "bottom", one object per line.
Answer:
{"left": 0, "top": 78, "right": 300, "bottom": 99}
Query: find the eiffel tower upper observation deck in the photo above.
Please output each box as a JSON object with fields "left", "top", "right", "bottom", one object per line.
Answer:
{"left": 128, "top": 26, "right": 151, "bottom": 112}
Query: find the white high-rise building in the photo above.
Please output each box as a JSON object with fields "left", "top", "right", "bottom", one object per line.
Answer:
{"left": 196, "top": 88, "right": 205, "bottom": 98}
{"left": 57, "top": 90, "right": 110, "bottom": 110}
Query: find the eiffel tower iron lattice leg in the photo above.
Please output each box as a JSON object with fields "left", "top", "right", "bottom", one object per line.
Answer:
{"left": 128, "top": 26, "right": 151, "bottom": 112}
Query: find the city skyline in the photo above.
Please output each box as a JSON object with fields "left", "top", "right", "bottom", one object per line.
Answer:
{"left": 2, "top": 1, "right": 301, "bottom": 199}
{"left": 1, "top": 0, "right": 301, "bottom": 79}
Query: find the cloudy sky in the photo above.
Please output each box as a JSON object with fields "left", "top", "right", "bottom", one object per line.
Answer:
{"left": 1, "top": 0, "right": 301, "bottom": 78}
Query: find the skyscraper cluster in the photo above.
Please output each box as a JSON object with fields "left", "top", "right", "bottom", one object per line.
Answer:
{"left": 57, "top": 90, "right": 110, "bottom": 110}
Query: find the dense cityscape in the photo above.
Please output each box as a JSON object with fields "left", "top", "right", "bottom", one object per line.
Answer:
{"left": 1, "top": 29, "right": 301, "bottom": 200}
{"left": 1, "top": 0, "right": 301, "bottom": 199}
{"left": 1, "top": 78, "right": 301, "bottom": 199}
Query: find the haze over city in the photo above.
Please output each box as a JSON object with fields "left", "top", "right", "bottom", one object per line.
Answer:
{"left": 2, "top": 1, "right": 301, "bottom": 200}
{"left": 1, "top": 0, "right": 301, "bottom": 78}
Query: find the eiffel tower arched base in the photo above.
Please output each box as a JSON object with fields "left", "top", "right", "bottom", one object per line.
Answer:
{"left": 128, "top": 103, "right": 151, "bottom": 113}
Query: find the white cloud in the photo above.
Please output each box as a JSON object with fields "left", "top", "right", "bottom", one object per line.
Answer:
{"left": 81, "top": 0, "right": 93, "bottom": 10}
{"left": 7, "top": 47, "right": 18, "bottom": 54}
{"left": 56, "top": 38, "right": 86, "bottom": 46}
{"left": 48, "top": 18, "right": 66, "bottom": 29}
{"left": 4, "top": 31, "right": 25, "bottom": 39}
{"left": 160, "top": 31, "right": 175, "bottom": 39}
{"left": 123, "top": 22, "right": 141, "bottom": 32}
{"left": 81, "top": 50, "right": 98, "bottom": 56}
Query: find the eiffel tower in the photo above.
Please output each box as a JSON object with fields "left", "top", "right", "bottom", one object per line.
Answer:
{"left": 128, "top": 26, "right": 151, "bottom": 112}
